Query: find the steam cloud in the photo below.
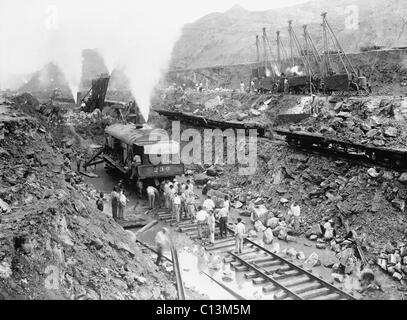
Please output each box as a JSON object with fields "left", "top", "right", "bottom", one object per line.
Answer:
{"left": 285, "top": 65, "right": 304, "bottom": 76}
{"left": 0, "top": 0, "right": 184, "bottom": 121}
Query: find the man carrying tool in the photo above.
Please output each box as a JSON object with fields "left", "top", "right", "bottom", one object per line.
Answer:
{"left": 235, "top": 218, "right": 246, "bottom": 254}
{"left": 155, "top": 227, "right": 170, "bottom": 266}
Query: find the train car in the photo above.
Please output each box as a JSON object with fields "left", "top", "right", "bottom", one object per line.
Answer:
{"left": 103, "top": 123, "right": 184, "bottom": 183}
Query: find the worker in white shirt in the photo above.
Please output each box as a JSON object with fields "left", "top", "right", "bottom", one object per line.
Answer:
{"left": 202, "top": 195, "right": 216, "bottom": 212}
{"left": 223, "top": 195, "right": 230, "bottom": 212}
{"left": 235, "top": 218, "right": 246, "bottom": 254}
{"left": 168, "top": 184, "right": 176, "bottom": 214}
{"left": 186, "top": 179, "right": 194, "bottom": 193}
{"left": 163, "top": 180, "right": 170, "bottom": 209}
{"left": 207, "top": 211, "right": 216, "bottom": 246}
{"left": 147, "top": 185, "right": 159, "bottom": 210}
{"left": 173, "top": 192, "right": 182, "bottom": 223}
{"left": 185, "top": 186, "right": 196, "bottom": 221}
{"left": 173, "top": 178, "right": 179, "bottom": 192}
{"left": 196, "top": 206, "right": 208, "bottom": 241}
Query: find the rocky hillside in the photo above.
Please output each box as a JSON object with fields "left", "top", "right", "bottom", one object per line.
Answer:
{"left": 0, "top": 97, "right": 176, "bottom": 300}
{"left": 170, "top": 0, "right": 407, "bottom": 69}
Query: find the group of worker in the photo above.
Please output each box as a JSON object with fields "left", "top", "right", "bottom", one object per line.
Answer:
{"left": 110, "top": 181, "right": 129, "bottom": 221}
{"left": 194, "top": 194, "right": 245, "bottom": 253}
{"left": 162, "top": 178, "right": 196, "bottom": 222}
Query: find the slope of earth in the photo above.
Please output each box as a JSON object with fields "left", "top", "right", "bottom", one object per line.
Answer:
{"left": 0, "top": 100, "right": 177, "bottom": 300}
{"left": 170, "top": 0, "right": 407, "bottom": 69}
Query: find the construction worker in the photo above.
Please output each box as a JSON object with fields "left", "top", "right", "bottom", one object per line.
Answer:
{"left": 218, "top": 206, "right": 229, "bottom": 238}
{"left": 130, "top": 155, "right": 141, "bottom": 180}
{"left": 147, "top": 185, "right": 159, "bottom": 210}
{"left": 235, "top": 218, "right": 246, "bottom": 254}
{"left": 185, "top": 185, "right": 196, "bottom": 220}
{"left": 196, "top": 206, "right": 208, "bottom": 241}
{"left": 284, "top": 78, "right": 289, "bottom": 93}
{"left": 168, "top": 184, "right": 176, "bottom": 214}
{"left": 240, "top": 81, "right": 245, "bottom": 93}
{"left": 207, "top": 211, "right": 216, "bottom": 246}
{"left": 118, "top": 189, "right": 128, "bottom": 220}
{"left": 110, "top": 186, "right": 120, "bottom": 220}
{"left": 173, "top": 192, "right": 182, "bottom": 223}
{"left": 163, "top": 180, "right": 171, "bottom": 209}
{"left": 223, "top": 195, "right": 230, "bottom": 212}
{"left": 186, "top": 179, "right": 194, "bottom": 192}
{"left": 96, "top": 192, "right": 104, "bottom": 212}
{"left": 250, "top": 80, "right": 256, "bottom": 93}
{"left": 202, "top": 195, "right": 215, "bottom": 212}
{"left": 136, "top": 179, "right": 143, "bottom": 198}
{"left": 155, "top": 228, "right": 170, "bottom": 266}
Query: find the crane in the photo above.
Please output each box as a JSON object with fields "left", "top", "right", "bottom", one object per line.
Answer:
{"left": 320, "top": 12, "right": 368, "bottom": 93}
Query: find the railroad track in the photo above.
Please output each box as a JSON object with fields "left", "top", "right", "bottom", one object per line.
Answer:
{"left": 155, "top": 208, "right": 356, "bottom": 300}
{"left": 226, "top": 238, "right": 356, "bottom": 300}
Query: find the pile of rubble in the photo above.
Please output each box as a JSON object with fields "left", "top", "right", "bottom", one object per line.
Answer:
{"left": 0, "top": 102, "right": 177, "bottom": 299}
{"left": 153, "top": 88, "right": 295, "bottom": 125}
{"left": 377, "top": 242, "right": 407, "bottom": 281}
{"left": 292, "top": 96, "right": 407, "bottom": 149}
{"left": 213, "top": 138, "right": 407, "bottom": 274}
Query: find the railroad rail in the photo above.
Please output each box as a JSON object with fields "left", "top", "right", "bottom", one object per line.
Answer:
{"left": 227, "top": 238, "right": 356, "bottom": 300}
{"left": 274, "top": 128, "right": 407, "bottom": 170}
{"left": 156, "top": 209, "right": 356, "bottom": 300}
{"left": 136, "top": 237, "right": 186, "bottom": 300}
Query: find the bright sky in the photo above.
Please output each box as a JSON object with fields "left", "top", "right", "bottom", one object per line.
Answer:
{"left": 0, "top": 0, "right": 311, "bottom": 74}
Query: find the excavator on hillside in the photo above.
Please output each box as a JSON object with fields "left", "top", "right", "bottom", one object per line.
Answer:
{"left": 320, "top": 12, "right": 369, "bottom": 94}
{"left": 77, "top": 73, "right": 110, "bottom": 113}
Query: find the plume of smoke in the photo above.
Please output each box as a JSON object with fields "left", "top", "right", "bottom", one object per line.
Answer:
{"left": 272, "top": 64, "right": 280, "bottom": 76}
{"left": 285, "top": 65, "right": 304, "bottom": 76}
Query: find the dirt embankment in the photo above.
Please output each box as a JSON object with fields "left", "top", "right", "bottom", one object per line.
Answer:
{"left": 0, "top": 101, "right": 177, "bottom": 300}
